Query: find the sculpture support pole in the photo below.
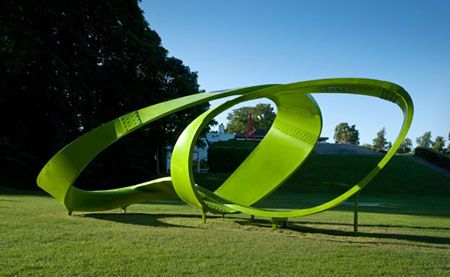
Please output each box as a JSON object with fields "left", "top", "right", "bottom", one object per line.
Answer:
{"left": 202, "top": 208, "right": 207, "bottom": 224}
{"left": 354, "top": 191, "right": 360, "bottom": 236}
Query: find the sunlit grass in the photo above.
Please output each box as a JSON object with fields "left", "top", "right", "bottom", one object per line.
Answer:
{"left": 1, "top": 186, "right": 449, "bottom": 276}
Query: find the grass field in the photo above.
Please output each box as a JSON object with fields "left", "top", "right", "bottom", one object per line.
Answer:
{"left": 1, "top": 187, "right": 450, "bottom": 276}
{"left": 1, "top": 154, "right": 450, "bottom": 276}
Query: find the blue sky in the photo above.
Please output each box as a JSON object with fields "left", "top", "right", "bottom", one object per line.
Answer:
{"left": 140, "top": 0, "right": 450, "bottom": 146}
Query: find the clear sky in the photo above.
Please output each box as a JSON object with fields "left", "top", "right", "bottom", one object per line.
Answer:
{"left": 139, "top": 0, "right": 450, "bottom": 146}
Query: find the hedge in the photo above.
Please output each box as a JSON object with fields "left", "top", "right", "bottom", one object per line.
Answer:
{"left": 208, "top": 140, "right": 260, "bottom": 172}
{"left": 414, "top": 147, "right": 450, "bottom": 170}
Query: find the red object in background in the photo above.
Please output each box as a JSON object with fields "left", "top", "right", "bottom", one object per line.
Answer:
{"left": 245, "top": 110, "right": 255, "bottom": 140}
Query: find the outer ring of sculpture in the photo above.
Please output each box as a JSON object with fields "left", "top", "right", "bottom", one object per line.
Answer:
{"left": 170, "top": 79, "right": 414, "bottom": 218}
{"left": 37, "top": 78, "right": 413, "bottom": 219}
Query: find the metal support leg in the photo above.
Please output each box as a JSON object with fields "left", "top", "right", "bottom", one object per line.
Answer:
{"left": 271, "top": 218, "right": 277, "bottom": 230}
{"left": 354, "top": 191, "right": 360, "bottom": 237}
{"left": 202, "top": 208, "right": 207, "bottom": 224}
{"left": 251, "top": 215, "right": 255, "bottom": 221}
{"left": 68, "top": 210, "right": 72, "bottom": 216}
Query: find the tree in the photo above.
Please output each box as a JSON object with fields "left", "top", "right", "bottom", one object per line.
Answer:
{"left": 373, "top": 127, "right": 387, "bottom": 151}
{"left": 416, "top": 131, "right": 433, "bottom": 148}
{"left": 334, "top": 123, "right": 360, "bottom": 145}
{"left": 226, "top": 103, "right": 276, "bottom": 134}
{"left": 398, "top": 138, "right": 413, "bottom": 154}
{"left": 447, "top": 132, "right": 450, "bottom": 154}
{"left": 386, "top": 142, "right": 392, "bottom": 151}
{"left": 432, "top": 136, "right": 445, "bottom": 153}
{"left": 0, "top": 0, "right": 210, "bottom": 188}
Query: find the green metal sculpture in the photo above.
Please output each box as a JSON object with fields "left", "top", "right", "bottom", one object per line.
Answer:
{"left": 37, "top": 78, "right": 413, "bottom": 230}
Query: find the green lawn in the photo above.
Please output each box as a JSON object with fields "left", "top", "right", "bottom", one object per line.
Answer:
{"left": 1, "top": 185, "right": 449, "bottom": 276}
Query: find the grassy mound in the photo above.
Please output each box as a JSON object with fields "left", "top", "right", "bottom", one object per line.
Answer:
{"left": 196, "top": 154, "right": 450, "bottom": 196}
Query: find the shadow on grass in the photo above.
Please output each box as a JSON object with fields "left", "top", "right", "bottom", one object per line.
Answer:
{"left": 82, "top": 212, "right": 450, "bottom": 247}
{"left": 0, "top": 186, "right": 47, "bottom": 196}
{"left": 235, "top": 219, "right": 450, "bottom": 246}
{"left": 332, "top": 206, "right": 450, "bottom": 219}
{"left": 259, "top": 202, "right": 450, "bottom": 219}
{"left": 289, "top": 223, "right": 450, "bottom": 246}
{"left": 83, "top": 213, "right": 221, "bottom": 228}
{"left": 298, "top": 220, "right": 450, "bottom": 231}
{"left": 140, "top": 200, "right": 185, "bottom": 206}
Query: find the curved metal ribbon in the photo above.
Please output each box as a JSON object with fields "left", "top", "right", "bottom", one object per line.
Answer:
{"left": 171, "top": 79, "right": 414, "bottom": 217}
{"left": 37, "top": 78, "right": 413, "bottom": 219}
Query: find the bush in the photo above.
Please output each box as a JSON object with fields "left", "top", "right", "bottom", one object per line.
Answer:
{"left": 414, "top": 147, "right": 450, "bottom": 170}
{"left": 208, "top": 140, "right": 260, "bottom": 172}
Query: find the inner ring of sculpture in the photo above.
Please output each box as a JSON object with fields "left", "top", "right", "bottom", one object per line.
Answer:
{"left": 37, "top": 78, "right": 414, "bottom": 225}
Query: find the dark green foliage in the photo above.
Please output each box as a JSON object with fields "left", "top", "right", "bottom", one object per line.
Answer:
{"left": 0, "top": 138, "right": 38, "bottom": 189}
{"left": 207, "top": 140, "right": 260, "bottom": 172}
{"left": 225, "top": 103, "right": 276, "bottom": 134}
{"left": 397, "top": 138, "right": 412, "bottom": 154}
{"left": 372, "top": 127, "right": 387, "bottom": 151}
{"left": 432, "top": 136, "right": 446, "bottom": 153}
{"left": 386, "top": 141, "right": 392, "bottom": 151}
{"left": 416, "top": 131, "right": 433, "bottom": 148}
{"left": 333, "top": 122, "right": 360, "bottom": 145}
{"left": 415, "top": 147, "right": 450, "bottom": 170}
{"left": 0, "top": 0, "right": 208, "bottom": 189}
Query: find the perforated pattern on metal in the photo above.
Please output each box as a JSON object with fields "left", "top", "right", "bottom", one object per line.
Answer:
{"left": 120, "top": 111, "right": 142, "bottom": 132}
{"left": 272, "top": 119, "right": 316, "bottom": 145}
{"left": 281, "top": 105, "right": 315, "bottom": 119}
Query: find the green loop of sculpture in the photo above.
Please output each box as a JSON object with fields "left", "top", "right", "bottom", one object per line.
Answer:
{"left": 37, "top": 78, "right": 414, "bottom": 221}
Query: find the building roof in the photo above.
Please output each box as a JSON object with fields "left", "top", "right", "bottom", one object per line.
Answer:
{"left": 235, "top": 130, "right": 328, "bottom": 141}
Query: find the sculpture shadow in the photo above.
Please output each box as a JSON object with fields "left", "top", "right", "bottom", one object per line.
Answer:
{"left": 140, "top": 200, "right": 186, "bottom": 206}
{"left": 298, "top": 220, "right": 450, "bottom": 231}
{"left": 333, "top": 205, "right": 450, "bottom": 219}
{"left": 235, "top": 219, "right": 450, "bottom": 246}
{"left": 260, "top": 202, "right": 450, "bottom": 219}
{"left": 83, "top": 213, "right": 220, "bottom": 228}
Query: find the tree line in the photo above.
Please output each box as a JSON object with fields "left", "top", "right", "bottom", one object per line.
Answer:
{"left": 1, "top": 1, "right": 212, "bottom": 189}
{"left": 334, "top": 123, "right": 450, "bottom": 155}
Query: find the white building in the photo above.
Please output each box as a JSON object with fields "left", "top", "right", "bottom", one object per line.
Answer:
{"left": 166, "top": 123, "right": 234, "bottom": 172}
